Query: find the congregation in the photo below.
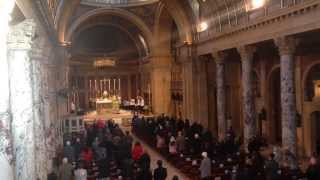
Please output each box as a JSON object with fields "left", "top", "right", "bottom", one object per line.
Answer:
{"left": 48, "top": 119, "right": 175, "bottom": 180}
{"left": 132, "top": 114, "right": 320, "bottom": 180}
{"left": 47, "top": 113, "right": 320, "bottom": 180}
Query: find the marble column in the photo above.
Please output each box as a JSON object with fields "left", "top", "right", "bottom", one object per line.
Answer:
{"left": 212, "top": 51, "right": 227, "bottom": 141}
{"left": 30, "top": 35, "right": 50, "bottom": 180}
{"left": 7, "top": 19, "right": 37, "bottom": 180}
{"left": 0, "top": 1, "right": 15, "bottom": 179}
{"left": 238, "top": 45, "right": 257, "bottom": 151}
{"left": 275, "top": 36, "right": 298, "bottom": 157}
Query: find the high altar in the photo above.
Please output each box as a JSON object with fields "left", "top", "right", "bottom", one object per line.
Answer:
{"left": 96, "top": 91, "right": 120, "bottom": 114}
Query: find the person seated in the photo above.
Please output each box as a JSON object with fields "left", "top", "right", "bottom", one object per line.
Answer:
{"left": 132, "top": 142, "right": 144, "bottom": 161}
{"left": 306, "top": 155, "right": 320, "bottom": 180}
{"left": 154, "top": 160, "right": 168, "bottom": 180}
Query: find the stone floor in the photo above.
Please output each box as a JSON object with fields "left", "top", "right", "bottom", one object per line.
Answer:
{"left": 122, "top": 126, "right": 191, "bottom": 180}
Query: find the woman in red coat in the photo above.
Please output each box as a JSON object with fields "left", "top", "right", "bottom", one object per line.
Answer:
{"left": 132, "top": 142, "right": 144, "bottom": 161}
{"left": 81, "top": 147, "right": 93, "bottom": 168}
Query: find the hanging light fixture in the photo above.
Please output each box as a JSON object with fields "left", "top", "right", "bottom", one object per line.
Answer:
{"left": 246, "top": 0, "right": 266, "bottom": 11}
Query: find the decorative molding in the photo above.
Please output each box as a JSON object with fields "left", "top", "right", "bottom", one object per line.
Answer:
{"left": 274, "top": 36, "right": 297, "bottom": 56}
{"left": 237, "top": 45, "right": 256, "bottom": 61}
{"left": 211, "top": 50, "right": 227, "bottom": 64}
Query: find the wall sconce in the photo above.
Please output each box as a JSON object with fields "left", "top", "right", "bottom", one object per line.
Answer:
{"left": 197, "top": 21, "right": 208, "bottom": 32}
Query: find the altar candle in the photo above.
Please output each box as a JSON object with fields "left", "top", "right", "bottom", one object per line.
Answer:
{"left": 89, "top": 80, "right": 92, "bottom": 98}
{"left": 114, "top": 79, "right": 116, "bottom": 92}
{"left": 95, "top": 79, "right": 97, "bottom": 98}
{"left": 118, "top": 78, "right": 121, "bottom": 96}
{"left": 108, "top": 79, "right": 111, "bottom": 91}
{"left": 100, "top": 80, "right": 102, "bottom": 91}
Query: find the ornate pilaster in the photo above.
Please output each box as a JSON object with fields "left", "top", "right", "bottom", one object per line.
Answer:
{"left": 0, "top": 1, "right": 15, "bottom": 180}
{"left": 7, "top": 19, "right": 37, "bottom": 180}
{"left": 196, "top": 56, "right": 209, "bottom": 127}
{"left": 238, "top": 45, "right": 257, "bottom": 151}
{"left": 212, "top": 50, "right": 227, "bottom": 141}
{"left": 275, "top": 36, "right": 298, "bottom": 158}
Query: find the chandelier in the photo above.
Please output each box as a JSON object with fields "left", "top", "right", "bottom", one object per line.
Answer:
{"left": 93, "top": 57, "right": 117, "bottom": 67}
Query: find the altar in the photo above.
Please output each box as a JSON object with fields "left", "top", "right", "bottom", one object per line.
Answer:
{"left": 96, "top": 99, "right": 113, "bottom": 114}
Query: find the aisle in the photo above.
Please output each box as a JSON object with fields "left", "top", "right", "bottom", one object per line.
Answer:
{"left": 122, "top": 126, "right": 191, "bottom": 180}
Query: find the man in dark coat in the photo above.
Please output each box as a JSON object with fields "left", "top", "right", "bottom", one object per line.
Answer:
{"left": 154, "top": 160, "right": 167, "bottom": 180}
{"left": 139, "top": 151, "right": 151, "bottom": 171}
{"left": 265, "top": 153, "right": 279, "bottom": 180}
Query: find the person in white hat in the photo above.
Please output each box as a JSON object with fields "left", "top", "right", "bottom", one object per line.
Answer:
{"left": 199, "top": 152, "right": 211, "bottom": 180}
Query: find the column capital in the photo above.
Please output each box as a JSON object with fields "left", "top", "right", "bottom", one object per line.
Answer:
{"left": 274, "top": 36, "right": 297, "bottom": 56}
{"left": 211, "top": 50, "right": 227, "bottom": 64}
{"left": 7, "top": 19, "right": 36, "bottom": 50}
{"left": 237, "top": 45, "right": 256, "bottom": 61}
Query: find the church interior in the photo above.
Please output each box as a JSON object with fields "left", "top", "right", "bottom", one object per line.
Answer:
{"left": 1, "top": 0, "right": 320, "bottom": 179}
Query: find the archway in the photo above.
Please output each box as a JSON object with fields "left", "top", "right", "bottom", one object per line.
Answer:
{"left": 310, "top": 111, "right": 320, "bottom": 155}
{"left": 303, "top": 63, "right": 320, "bottom": 155}
{"left": 268, "top": 67, "right": 281, "bottom": 144}
{"left": 304, "top": 63, "right": 320, "bottom": 101}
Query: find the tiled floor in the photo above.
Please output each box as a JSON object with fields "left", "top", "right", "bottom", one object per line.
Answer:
{"left": 122, "top": 126, "right": 191, "bottom": 180}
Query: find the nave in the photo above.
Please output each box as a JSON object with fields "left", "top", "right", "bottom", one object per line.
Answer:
{"left": 2, "top": 0, "right": 320, "bottom": 180}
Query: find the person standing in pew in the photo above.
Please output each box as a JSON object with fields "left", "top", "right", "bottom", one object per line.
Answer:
{"left": 74, "top": 162, "right": 87, "bottom": 180}
{"left": 199, "top": 152, "right": 211, "bottom": 180}
{"left": 154, "top": 160, "right": 168, "bottom": 180}
{"left": 306, "top": 155, "right": 320, "bottom": 180}
{"left": 264, "top": 153, "right": 279, "bottom": 180}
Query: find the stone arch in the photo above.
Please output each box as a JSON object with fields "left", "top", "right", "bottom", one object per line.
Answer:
{"left": 63, "top": 7, "right": 154, "bottom": 54}
{"left": 267, "top": 65, "right": 281, "bottom": 144}
{"left": 158, "top": 0, "right": 193, "bottom": 44}
{"left": 153, "top": 4, "right": 174, "bottom": 57}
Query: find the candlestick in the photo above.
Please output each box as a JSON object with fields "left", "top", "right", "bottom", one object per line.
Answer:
{"left": 119, "top": 78, "right": 121, "bottom": 96}
{"left": 114, "top": 78, "right": 116, "bottom": 94}
{"left": 108, "top": 79, "right": 111, "bottom": 92}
